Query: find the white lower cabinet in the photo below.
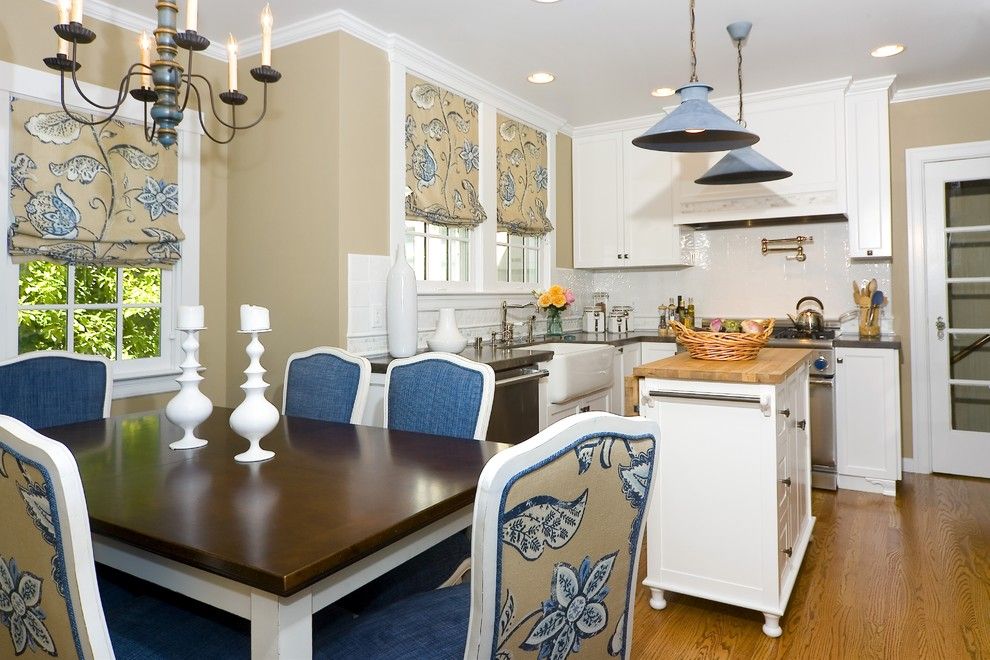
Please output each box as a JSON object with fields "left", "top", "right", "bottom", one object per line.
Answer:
{"left": 545, "top": 387, "right": 612, "bottom": 428}
{"left": 835, "top": 347, "right": 902, "bottom": 495}
{"left": 638, "top": 365, "right": 813, "bottom": 637}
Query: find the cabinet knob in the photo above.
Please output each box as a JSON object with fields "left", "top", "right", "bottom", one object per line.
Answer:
{"left": 782, "top": 547, "right": 793, "bottom": 557}
{"left": 624, "top": 253, "right": 629, "bottom": 259}
{"left": 617, "top": 253, "right": 622, "bottom": 259}
{"left": 780, "top": 477, "right": 791, "bottom": 487}
{"left": 867, "top": 249, "right": 874, "bottom": 256}
{"left": 579, "top": 405, "right": 591, "bottom": 413}
{"left": 779, "top": 408, "right": 791, "bottom": 418}
{"left": 797, "top": 420, "right": 806, "bottom": 430}
{"left": 836, "top": 357, "right": 843, "bottom": 364}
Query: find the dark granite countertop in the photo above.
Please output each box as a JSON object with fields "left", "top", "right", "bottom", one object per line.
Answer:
{"left": 513, "top": 331, "right": 677, "bottom": 348}
{"left": 832, "top": 334, "right": 902, "bottom": 350}
{"left": 368, "top": 345, "right": 555, "bottom": 374}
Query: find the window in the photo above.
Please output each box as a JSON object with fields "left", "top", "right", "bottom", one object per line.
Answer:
{"left": 496, "top": 232, "right": 541, "bottom": 284}
{"left": 405, "top": 221, "right": 471, "bottom": 282}
{"left": 17, "top": 261, "right": 164, "bottom": 361}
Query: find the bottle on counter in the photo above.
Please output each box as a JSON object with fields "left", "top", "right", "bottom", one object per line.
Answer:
{"left": 675, "top": 296, "right": 685, "bottom": 324}
{"left": 686, "top": 297, "right": 696, "bottom": 329}
{"left": 667, "top": 297, "right": 677, "bottom": 324}
{"left": 657, "top": 305, "right": 668, "bottom": 336}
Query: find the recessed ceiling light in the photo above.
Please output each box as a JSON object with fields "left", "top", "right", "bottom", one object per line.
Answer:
{"left": 870, "top": 43, "right": 905, "bottom": 58}
{"left": 528, "top": 72, "right": 555, "bottom": 84}
{"left": 651, "top": 87, "right": 676, "bottom": 97}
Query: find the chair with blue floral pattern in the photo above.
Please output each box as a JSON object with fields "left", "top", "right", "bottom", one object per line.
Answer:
{"left": 282, "top": 346, "right": 372, "bottom": 424}
{"left": 0, "top": 415, "right": 256, "bottom": 659}
{"left": 317, "top": 411, "right": 661, "bottom": 660}
{"left": 0, "top": 351, "right": 111, "bottom": 430}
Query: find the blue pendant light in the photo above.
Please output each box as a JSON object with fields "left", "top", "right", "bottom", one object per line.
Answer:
{"left": 696, "top": 22, "right": 792, "bottom": 185}
{"left": 633, "top": 0, "right": 759, "bottom": 153}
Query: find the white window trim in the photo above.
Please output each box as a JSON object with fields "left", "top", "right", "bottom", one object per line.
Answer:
{"left": 388, "top": 50, "right": 562, "bottom": 304}
{"left": 0, "top": 60, "right": 202, "bottom": 399}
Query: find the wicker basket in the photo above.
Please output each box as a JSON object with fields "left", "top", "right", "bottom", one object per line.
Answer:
{"left": 669, "top": 319, "right": 775, "bottom": 361}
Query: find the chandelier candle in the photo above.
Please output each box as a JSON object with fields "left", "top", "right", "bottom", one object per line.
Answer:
{"left": 261, "top": 4, "right": 273, "bottom": 67}
{"left": 44, "top": 0, "right": 282, "bottom": 147}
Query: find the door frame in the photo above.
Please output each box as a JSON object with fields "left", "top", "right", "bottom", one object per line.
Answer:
{"left": 906, "top": 140, "right": 990, "bottom": 473}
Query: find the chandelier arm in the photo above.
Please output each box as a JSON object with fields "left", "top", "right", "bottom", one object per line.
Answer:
{"left": 186, "top": 73, "right": 269, "bottom": 130}
{"left": 737, "top": 40, "right": 744, "bottom": 125}
{"left": 65, "top": 41, "right": 133, "bottom": 111}
{"left": 177, "top": 48, "right": 196, "bottom": 114}
{"left": 57, "top": 71, "right": 126, "bottom": 126}
{"left": 142, "top": 98, "right": 158, "bottom": 142}
{"left": 187, "top": 81, "right": 238, "bottom": 144}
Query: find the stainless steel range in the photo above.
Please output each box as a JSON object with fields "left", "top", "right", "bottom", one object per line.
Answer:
{"left": 768, "top": 326, "right": 837, "bottom": 490}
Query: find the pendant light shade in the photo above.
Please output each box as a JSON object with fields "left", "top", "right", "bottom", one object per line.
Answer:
{"left": 694, "top": 146, "right": 792, "bottom": 184}
{"left": 696, "top": 21, "right": 793, "bottom": 185}
{"left": 632, "top": 83, "right": 760, "bottom": 153}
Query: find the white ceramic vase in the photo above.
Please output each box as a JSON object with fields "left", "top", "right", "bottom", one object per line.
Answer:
{"left": 427, "top": 308, "right": 467, "bottom": 353}
{"left": 165, "top": 328, "right": 212, "bottom": 450}
{"left": 229, "top": 330, "right": 279, "bottom": 463}
{"left": 387, "top": 246, "right": 418, "bottom": 357}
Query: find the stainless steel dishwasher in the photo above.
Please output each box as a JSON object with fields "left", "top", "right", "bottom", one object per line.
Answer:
{"left": 486, "top": 366, "right": 548, "bottom": 445}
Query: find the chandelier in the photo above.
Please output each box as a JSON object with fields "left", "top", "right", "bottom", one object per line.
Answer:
{"left": 43, "top": 0, "right": 282, "bottom": 147}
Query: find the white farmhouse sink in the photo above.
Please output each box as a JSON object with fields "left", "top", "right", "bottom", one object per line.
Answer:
{"left": 539, "top": 343, "right": 616, "bottom": 404}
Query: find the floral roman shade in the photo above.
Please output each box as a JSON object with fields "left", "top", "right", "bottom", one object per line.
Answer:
{"left": 405, "top": 75, "right": 486, "bottom": 228}
{"left": 496, "top": 114, "right": 552, "bottom": 237}
{"left": 8, "top": 97, "right": 183, "bottom": 268}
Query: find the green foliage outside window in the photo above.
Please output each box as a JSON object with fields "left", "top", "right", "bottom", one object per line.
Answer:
{"left": 17, "top": 260, "right": 162, "bottom": 360}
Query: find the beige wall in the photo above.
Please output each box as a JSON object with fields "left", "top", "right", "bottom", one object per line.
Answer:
{"left": 889, "top": 90, "right": 990, "bottom": 458}
{"left": 4, "top": 0, "right": 230, "bottom": 405}
{"left": 555, "top": 133, "right": 574, "bottom": 268}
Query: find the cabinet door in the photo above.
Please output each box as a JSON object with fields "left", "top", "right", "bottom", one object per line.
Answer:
{"left": 620, "top": 130, "right": 686, "bottom": 266}
{"left": 835, "top": 348, "right": 901, "bottom": 482}
{"left": 845, "top": 82, "right": 892, "bottom": 258}
{"left": 612, "top": 344, "right": 642, "bottom": 415}
{"left": 573, "top": 135, "right": 623, "bottom": 268}
{"left": 672, "top": 88, "right": 846, "bottom": 225}
{"left": 792, "top": 371, "right": 811, "bottom": 537}
{"left": 641, "top": 343, "right": 677, "bottom": 365}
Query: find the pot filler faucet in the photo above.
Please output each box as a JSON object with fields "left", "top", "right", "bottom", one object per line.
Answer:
{"left": 500, "top": 300, "right": 536, "bottom": 345}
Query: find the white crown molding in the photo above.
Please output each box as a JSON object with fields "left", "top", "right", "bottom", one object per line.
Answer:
{"left": 573, "top": 77, "right": 853, "bottom": 137}
{"left": 847, "top": 75, "right": 897, "bottom": 95}
{"left": 41, "top": 0, "right": 228, "bottom": 60}
{"left": 891, "top": 76, "right": 990, "bottom": 103}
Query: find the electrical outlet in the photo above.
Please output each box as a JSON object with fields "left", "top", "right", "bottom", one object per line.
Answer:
{"left": 371, "top": 307, "right": 385, "bottom": 330}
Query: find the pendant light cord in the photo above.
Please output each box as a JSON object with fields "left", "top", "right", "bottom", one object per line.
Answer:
{"left": 736, "top": 38, "right": 745, "bottom": 126}
{"left": 689, "top": 0, "right": 698, "bottom": 82}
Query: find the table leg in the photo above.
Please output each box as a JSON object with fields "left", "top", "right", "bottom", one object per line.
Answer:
{"left": 250, "top": 589, "right": 314, "bottom": 660}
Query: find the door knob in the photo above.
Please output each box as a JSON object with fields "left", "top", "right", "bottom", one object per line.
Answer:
{"left": 797, "top": 420, "right": 806, "bottom": 430}
{"left": 935, "top": 316, "right": 946, "bottom": 341}
{"left": 779, "top": 408, "right": 790, "bottom": 418}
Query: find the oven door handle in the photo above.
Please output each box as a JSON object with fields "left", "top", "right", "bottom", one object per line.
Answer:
{"left": 809, "top": 378, "right": 834, "bottom": 388}
{"left": 495, "top": 368, "right": 549, "bottom": 388}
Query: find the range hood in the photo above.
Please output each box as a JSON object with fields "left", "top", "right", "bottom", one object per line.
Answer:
{"left": 682, "top": 213, "right": 847, "bottom": 231}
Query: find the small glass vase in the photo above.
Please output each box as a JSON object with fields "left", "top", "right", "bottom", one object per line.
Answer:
{"left": 546, "top": 307, "right": 564, "bottom": 337}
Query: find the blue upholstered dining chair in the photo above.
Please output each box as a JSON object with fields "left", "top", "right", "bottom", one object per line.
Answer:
{"left": 317, "top": 411, "right": 661, "bottom": 660}
{"left": 384, "top": 352, "right": 496, "bottom": 440}
{"left": 283, "top": 346, "right": 372, "bottom": 424}
{"left": 0, "top": 351, "right": 111, "bottom": 429}
{"left": 0, "top": 414, "right": 252, "bottom": 659}
{"left": 338, "top": 352, "right": 497, "bottom": 614}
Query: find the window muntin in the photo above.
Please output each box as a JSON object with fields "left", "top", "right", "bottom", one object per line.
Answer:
{"left": 405, "top": 220, "right": 471, "bottom": 282}
{"left": 496, "top": 231, "right": 541, "bottom": 284}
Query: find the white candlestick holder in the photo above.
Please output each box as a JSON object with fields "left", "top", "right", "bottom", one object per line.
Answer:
{"left": 165, "top": 327, "right": 213, "bottom": 450}
{"left": 229, "top": 330, "right": 279, "bottom": 463}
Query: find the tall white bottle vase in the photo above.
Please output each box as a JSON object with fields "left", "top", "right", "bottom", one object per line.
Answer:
{"left": 428, "top": 307, "right": 467, "bottom": 353}
{"left": 229, "top": 330, "right": 279, "bottom": 463}
{"left": 387, "top": 246, "right": 418, "bottom": 357}
{"left": 165, "top": 328, "right": 213, "bottom": 450}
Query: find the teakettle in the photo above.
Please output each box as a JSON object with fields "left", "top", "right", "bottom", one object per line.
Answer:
{"left": 786, "top": 296, "right": 825, "bottom": 333}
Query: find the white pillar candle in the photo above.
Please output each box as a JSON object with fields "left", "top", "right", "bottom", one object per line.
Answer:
{"left": 185, "top": 0, "right": 198, "bottom": 32}
{"left": 226, "top": 34, "right": 238, "bottom": 91}
{"left": 260, "top": 4, "right": 273, "bottom": 67}
{"left": 57, "top": 0, "right": 71, "bottom": 54}
{"left": 69, "top": 0, "right": 83, "bottom": 23}
{"left": 177, "top": 305, "right": 205, "bottom": 330}
{"left": 239, "top": 305, "right": 270, "bottom": 332}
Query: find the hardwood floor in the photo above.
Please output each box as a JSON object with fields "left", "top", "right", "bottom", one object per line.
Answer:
{"left": 631, "top": 473, "right": 990, "bottom": 659}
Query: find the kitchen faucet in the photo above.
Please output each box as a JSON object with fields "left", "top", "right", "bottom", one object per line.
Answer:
{"left": 500, "top": 300, "right": 535, "bottom": 345}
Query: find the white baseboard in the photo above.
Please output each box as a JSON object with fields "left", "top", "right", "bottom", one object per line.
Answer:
{"left": 902, "top": 457, "right": 916, "bottom": 473}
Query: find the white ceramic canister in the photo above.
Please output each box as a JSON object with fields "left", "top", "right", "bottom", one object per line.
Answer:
{"left": 386, "top": 247, "right": 418, "bottom": 357}
{"left": 428, "top": 308, "right": 468, "bottom": 353}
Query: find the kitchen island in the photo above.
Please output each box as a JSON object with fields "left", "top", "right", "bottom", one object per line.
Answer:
{"left": 635, "top": 348, "right": 813, "bottom": 637}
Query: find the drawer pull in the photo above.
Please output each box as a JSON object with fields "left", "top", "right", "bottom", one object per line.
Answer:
{"left": 579, "top": 405, "right": 591, "bottom": 413}
{"left": 780, "top": 477, "right": 791, "bottom": 487}
{"left": 797, "top": 420, "right": 806, "bottom": 430}
{"left": 782, "top": 547, "right": 793, "bottom": 557}
{"left": 779, "top": 408, "right": 791, "bottom": 418}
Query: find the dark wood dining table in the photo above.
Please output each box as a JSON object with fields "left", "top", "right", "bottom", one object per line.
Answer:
{"left": 42, "top": 407, "right": 510, "bottom": 659}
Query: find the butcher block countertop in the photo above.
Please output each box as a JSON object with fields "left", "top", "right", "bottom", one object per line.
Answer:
{"left": 632, "top": 348, "right": 811, "bottom": 385}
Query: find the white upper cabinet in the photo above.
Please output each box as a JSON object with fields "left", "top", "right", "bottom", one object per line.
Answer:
{"left": 671, "top": 83, "right": 848, "bottom": 224}
{"left": 572, "top": 128, "right": 690, "bottom": 269}
{"left": 844, "top": 78, "right": 894, "bottom": 258}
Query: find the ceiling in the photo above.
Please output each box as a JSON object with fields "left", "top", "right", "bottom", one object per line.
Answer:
{"left": 110, "top": 0, "right": 990, "bottom": 126}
